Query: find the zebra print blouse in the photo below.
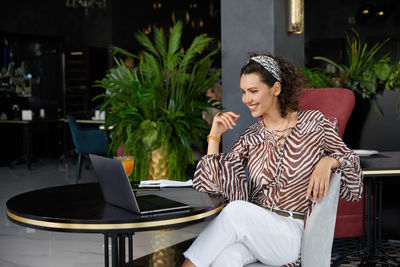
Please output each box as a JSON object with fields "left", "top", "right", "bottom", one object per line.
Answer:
{"left": 193, "top": 110, "right": 363, "bottom": 215}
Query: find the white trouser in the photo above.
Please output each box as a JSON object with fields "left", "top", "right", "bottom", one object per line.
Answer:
{"left": 183, "top": 200, "right": 304, "bottom": 267}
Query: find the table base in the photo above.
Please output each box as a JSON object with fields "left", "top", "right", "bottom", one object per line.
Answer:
{"left": 333, "top": 249, "right": 400, "bottom": 266}
{"left": 332, "top": 177, "right": 400, "bottom": 266}
{"left": 104, "top": 233, "right": 135, "bottom": 267}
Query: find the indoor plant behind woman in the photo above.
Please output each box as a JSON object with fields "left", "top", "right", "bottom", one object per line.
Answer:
{"left": 94, "top": 22, "right": 220, "bottom": 181}
{"left": 314, "top": 29, "right": 400, "bottom": 147}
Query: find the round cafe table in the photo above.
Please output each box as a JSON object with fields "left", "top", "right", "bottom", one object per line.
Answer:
{"left": 6, "top": 183, "right": 224, "bottom": 267}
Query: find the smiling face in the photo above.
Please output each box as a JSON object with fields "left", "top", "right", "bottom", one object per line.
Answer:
{"left": 240, "top": 73, "right": 281, "bottom": 118}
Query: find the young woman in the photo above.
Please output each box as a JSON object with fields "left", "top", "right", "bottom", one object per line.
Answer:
{"left": 181, "top": 54, "right": 363, "bottom": 267}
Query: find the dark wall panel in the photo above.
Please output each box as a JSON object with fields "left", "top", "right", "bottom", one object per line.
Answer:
{"left": 221, "top": 0, "right": 304, "bottom": 151}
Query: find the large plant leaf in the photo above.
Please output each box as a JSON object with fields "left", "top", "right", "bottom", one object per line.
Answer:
{"left": 374, "top": 63, "right": 392, "bottom": 81}
{"left": 139, "top": 120, "right": 160, "bottom": 150}
{"left": 139, "top": 51, "right": 163, "bottom": 86}
{"left": 181, "top": 34, "right": 213, "bottom": 72}
{"left": 168, "top": 21, "right": 183, "bottom": 55}
{"left": 313, "top": 56, "right": 345, "bottom": 73}
{"left": 109, "top": 45, "right": 139, "bottom": 60}
{"left": 153, "top": 26, "right": 167, "bottom": 59}
{"left": 135, "top": 31, "right": 159, "bottom": 58}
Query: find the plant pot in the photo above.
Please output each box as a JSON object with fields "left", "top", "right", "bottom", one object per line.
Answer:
{"left": 343, "top": 94, "right": 371, "bottom": 149}
{"left": 359, "top": 89, "right": 400, "bottom": 151}
{"left": 148, "top": 146, "right": 168, "bottom": 180}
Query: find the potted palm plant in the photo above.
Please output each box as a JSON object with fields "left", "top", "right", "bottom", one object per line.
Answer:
{"left": 313, "top": 29, "right": 400, "bottom": 147}
{"left": 314, "top": 29, "right": 393, "bottom": 108}
{"left": 94, "top": 22, "right": 220, "bottom": 181}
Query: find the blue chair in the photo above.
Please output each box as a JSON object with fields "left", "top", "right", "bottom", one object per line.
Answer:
{"left": 66, "top": 115, "right": 108, "bottom": 183}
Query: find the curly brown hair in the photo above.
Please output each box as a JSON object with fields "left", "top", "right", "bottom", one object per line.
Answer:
{"left": 240, "top": 53, "right": 305, "bottom": 118}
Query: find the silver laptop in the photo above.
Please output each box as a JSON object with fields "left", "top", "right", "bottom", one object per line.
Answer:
{"left": 89, "top": 154, "right": 191, "bottom": 214}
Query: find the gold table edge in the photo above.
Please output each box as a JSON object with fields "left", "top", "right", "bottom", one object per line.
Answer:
{"left": 6, "top": 204, "right": 224, "bottom": 231}
{"left": 362, "top": 170, "right": 400, "bottom": 175}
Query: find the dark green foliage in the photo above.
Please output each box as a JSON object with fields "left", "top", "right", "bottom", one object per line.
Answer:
{"left": 314, "top": 29, "right": 400, "bottom": 117}
{"left": 94, "top": 22, "right": 220, "bottom": 181}
{"left": 314, "top": 29, "right": 391, "bottom": 99}
{"left": 302, "top": 67, "right": 337, "bottom": 88}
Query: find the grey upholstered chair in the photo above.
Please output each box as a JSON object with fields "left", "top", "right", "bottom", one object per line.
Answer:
{"left": 245, "top": 172, "right": 342, "bottom": 267}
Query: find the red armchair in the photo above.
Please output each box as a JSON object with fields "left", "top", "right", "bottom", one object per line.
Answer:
{"left": 298, "top": 88, "right": 362, "bottom": 238}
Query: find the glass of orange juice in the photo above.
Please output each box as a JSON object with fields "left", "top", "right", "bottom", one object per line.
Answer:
{"left": 114, "top": 155, "right": 134, "bottom": 176}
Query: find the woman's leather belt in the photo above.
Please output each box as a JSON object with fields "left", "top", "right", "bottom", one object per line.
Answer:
{"left": 253, "top": 201, "right": 306, "bottom": 220}
{"left": 270, "top": 209, "right": 305, "bottom": 220}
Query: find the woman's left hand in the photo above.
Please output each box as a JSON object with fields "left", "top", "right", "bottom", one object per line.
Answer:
{"left": 306, "top": 157, "right": 340, "bottom": 202}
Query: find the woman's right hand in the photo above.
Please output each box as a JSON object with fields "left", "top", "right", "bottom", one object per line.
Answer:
{"left": 210, "top": 111, "right": 240, "bottom": 137}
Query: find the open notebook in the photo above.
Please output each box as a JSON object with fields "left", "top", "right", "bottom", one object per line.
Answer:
{"left": 139, "top": 179, "right": 193, "bottom": 188}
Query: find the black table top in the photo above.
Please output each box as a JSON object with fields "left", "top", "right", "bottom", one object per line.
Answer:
{"left": 6, "top": 183, "right": 224, "bottom": 234}
{"left": 360, "top": 151, "right": 400, "bottom": 177}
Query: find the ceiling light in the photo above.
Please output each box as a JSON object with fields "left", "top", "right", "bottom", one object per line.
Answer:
{"left": 66, "top": 0, "right": 106, "bottom": 15}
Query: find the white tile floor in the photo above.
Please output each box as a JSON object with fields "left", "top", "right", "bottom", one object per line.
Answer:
{"left": 0, "top": 158, "right": 208, "bottom": 267}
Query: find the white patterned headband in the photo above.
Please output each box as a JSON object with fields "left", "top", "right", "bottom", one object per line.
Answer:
{"left": 249, "top": 56, "right": 282, "bottom": 82}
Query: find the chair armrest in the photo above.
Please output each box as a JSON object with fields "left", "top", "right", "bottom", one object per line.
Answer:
{"left": 301, "top": 172, "right": 341, "bottom": 267}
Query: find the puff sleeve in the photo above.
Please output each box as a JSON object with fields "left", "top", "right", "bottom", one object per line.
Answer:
{"left": 193, "top": 132, "right": 249, "bottom": 202}
{"left": 322, "top": 117, "right": 363, "bottom": 201}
